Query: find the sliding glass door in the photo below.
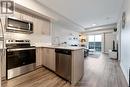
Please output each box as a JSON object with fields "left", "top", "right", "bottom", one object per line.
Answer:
{"left": 88, "top": 35, "right": 102, "bottom": 52}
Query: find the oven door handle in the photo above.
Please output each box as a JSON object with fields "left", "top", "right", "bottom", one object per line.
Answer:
{"left": 7, "top": 48, "right": 36, "bottom": 52}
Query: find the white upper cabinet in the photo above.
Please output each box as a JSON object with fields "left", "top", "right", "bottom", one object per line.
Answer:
{"left": 34, "top": 18, "right": 51, "bottom": 35}
{"left": 14, "top": 11, "right": 21, "bottom": 19}
{"left": 41, "top": 20, "right": 50, "bottom": 35}
{"left": 33, "top": 17, "right": 40, "bottom": 34}
{"left": 21, "top": 13, "right": 32, "bottom": 21}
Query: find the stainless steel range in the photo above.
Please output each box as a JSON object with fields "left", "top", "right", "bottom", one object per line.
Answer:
{"left": 6, "top": 40, "right": 36, "bottom": 79}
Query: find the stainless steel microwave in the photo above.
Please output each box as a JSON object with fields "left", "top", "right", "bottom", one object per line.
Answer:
{"left": 6, "top": 17, "right": 33, "bottom": 34}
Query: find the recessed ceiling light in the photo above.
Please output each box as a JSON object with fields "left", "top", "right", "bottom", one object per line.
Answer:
{"left": 92, "top": 24, "right": 96, "bottom": 26}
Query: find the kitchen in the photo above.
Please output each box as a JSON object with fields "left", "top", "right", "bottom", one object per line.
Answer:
{"left": 0, "top": 0, "right": 129, "bottom": 87}
{"left": 0, "top": 0, "right": 84, "bottom": 87}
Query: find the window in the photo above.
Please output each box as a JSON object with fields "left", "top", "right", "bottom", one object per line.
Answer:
{"left": 88, "top": 35, "right": 102, "bottom": 52}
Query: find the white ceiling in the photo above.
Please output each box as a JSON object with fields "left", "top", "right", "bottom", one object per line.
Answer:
{"left": 37, "top": 0, "right": 123, "bottom": 29}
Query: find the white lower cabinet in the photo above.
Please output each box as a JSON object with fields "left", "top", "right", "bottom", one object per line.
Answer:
{"left": 36, "top": 47, "right": 56, "bottom": 71}
{"left": 42, "top": 48, "right": 56, "bottom": 71}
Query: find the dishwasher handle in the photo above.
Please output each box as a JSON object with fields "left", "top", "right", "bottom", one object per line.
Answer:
{"left": 55, "top": 49, "right": 71, "bottom": 55}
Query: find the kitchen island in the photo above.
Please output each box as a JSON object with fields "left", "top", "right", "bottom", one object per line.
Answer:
{"left": 36, "top": 46, "right": 84, "bottom": 85}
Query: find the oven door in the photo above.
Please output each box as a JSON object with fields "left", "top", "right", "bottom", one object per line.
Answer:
{"left": 6, "top": 48, "right": 36, "bottom": 70}
{"left": 6, "top": 48, "right": 36, "bottom": 79}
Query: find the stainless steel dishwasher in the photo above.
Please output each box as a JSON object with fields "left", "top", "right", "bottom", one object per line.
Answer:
{"left": 55, "top": 49, "right": 71, "bottom": 82}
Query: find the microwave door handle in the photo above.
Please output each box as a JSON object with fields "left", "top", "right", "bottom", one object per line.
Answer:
{"left": 7, "top": 48, "right": 36, "bottom": 52}
{"left": 29, "top": 23, "right": 30, "bottom": 30}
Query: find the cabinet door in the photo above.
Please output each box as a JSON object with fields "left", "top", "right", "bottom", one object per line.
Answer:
{"left": 14, "top": 11, "right": 21, "bottom": 19}
{"left": 43, "top": 48, "right": 50, "bottom": 68}
{"left": 21, "top": 13, "right": 29, "bottom": 21}
{"left": 48, "top": 49, "right": 55, "bottom": 71}
{"left": 20, "top": 13, "right": 27, "bottom": 20}
{"left": 41, "top": 20, "right": 50, "bottom": 35}
{"left": 33, "top": 17, "right": 41, "bottom": 34}
{"left": 35, "top": 19, "right": 50, "bottom": 35}
{"left": 42, "top": 48, "right": 55, "bottom": 71}
{"left": 42, "top": 48, "right": 48, "bottom": 67}
{"left": 36, "top": 48, "right": 43, "bottom": 67}
{"left": 21, "top": 13, "right": 34, "bottom": 21}
{"left": 38, "top": 19, "right": 44, "bottom": 34}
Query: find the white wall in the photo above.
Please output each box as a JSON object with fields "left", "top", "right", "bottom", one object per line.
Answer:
{"left": 52, "top": 22, "right": 80, "bottom": 46}
{"left": 117, "top": 0, "right": 130, "bottom": 84}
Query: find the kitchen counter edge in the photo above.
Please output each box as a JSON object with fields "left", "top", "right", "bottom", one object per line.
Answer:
{"left": 35, "top": 46, "right": 85, "bottom": 50}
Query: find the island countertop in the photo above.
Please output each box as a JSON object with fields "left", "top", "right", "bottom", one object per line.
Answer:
{"left": 35, "top": 45, "right": 85, "bottom": 50}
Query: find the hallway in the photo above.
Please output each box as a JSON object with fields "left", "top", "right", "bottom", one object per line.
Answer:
{"left": 2, "top": 54, "right": 128, "bottom": 87}
{"left": 78, "top": 54, "right": 128, "bottom": 87}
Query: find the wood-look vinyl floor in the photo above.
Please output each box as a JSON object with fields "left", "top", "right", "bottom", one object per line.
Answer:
{"left": 2, "top": 53, "right": 128, "bottom": 87}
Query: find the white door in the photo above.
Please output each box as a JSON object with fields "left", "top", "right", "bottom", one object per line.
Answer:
{"left": 104, "top": 33, "right": 115, "bottom": 53}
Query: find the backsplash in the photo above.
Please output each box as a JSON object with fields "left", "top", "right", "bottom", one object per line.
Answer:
{"left": 52, "top": 23, "right": 80, "bottom": 46}
{"left": 4, "top": 32, "right": 52, "bottom": 46}
{"left": 51, "top": 22, "right": 80, "bottom": 46}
